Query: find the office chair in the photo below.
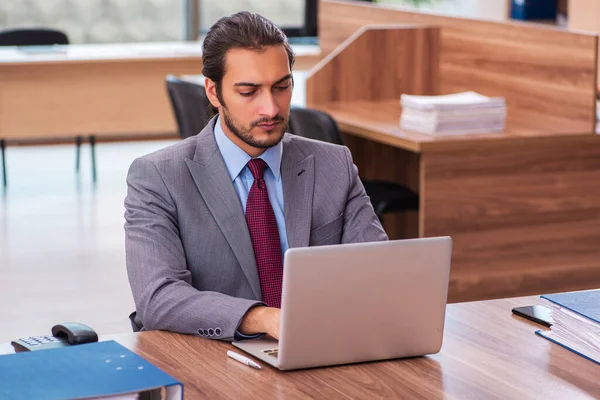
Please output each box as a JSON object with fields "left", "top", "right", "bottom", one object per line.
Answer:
{"left": 0, "top": 28, "right": 96, "bottom": 187}
{"left": 288, "top": 106, "right": 419, "bottom": 222}
{"left": 0, "top": 28, "right": 69, "bottom": 46}
{"left": 165, "top": 75, "right": 214, "bottom": 139}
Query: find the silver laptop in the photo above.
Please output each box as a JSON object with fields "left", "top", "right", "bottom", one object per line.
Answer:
{"left": 233, "top": 236, "right": 452, "bottom": 371}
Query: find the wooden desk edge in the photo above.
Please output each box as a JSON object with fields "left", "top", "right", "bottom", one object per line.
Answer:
{"left": 0, "top": 296, "right": 545, "bottom": 356}
{"left": 312, "top": 101, "right": 598, "bottom": 154}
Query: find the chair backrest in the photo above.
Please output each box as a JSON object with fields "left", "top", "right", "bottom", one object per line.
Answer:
{"left": 0, "top": 28, "right": 69, "bottom": 46}
{"left": 288, "top": 106, "right": 345, "bottom": 146}
{"left": 165, "top": 75, "right": 214, "bottom": 139}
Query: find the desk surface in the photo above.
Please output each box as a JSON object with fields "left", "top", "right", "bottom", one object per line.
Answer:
{"left": 0, "top": 42, "right": 320, "bottom": 66}
{"left": 315, "top": 100, "right": 596, "bottom": 153}
{"left": 2, "top": 297, "right": 598, "bottom": 399}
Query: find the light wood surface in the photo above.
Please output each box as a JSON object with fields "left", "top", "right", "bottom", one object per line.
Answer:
{"left": 2, "top": 296, "right": 598, "bottom": 399}
{"left": 0, "top": 42, "right": 320, "bottom": 140}
{"left": 1, "top": 59, "right": 199, "bottom": 138}
{"left": 315, "top": 0, "right": 598, "bottom": 131}
{"left": 306, "top": 26, "right": 439, "bottom": 104}
{"left": 423, "top": 136, "right": 600, "bottom": 302}
{"left": 313, "top": 100, "right": 594, "bottom": 152}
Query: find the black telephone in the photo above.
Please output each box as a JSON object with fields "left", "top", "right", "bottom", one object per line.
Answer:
{"left": 11, "top": 322, "right": 98, "bottom": 352}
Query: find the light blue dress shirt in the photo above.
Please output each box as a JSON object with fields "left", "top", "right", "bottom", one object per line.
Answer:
{"left": 214, "top": 117, "right": 288, "bottom": 340}
{"left": 213, "top": 117, "right": 289, "bottom": 255}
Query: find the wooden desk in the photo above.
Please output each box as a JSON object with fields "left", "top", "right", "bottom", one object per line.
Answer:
{"left": 0, "top": 42, "right": 320, "bottom": 140}
{"left": 314, "top": 100, "right": 600, "bottom": 303}
{"left": 304, "top": 5, "right": 600, "bottom": 302}
{"left": 2, "top": 297, "right": 598, "bottom": 398}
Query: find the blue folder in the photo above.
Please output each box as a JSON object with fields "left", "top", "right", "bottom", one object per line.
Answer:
{"left": 0, "top": 340, "right": 183, "bottom": 400}
{"left": 535, "top": 330, "right": 600, "bottom": 366}
{"left": 541, "top": 290, "right": 600, "bottom": 324}
{"left": 536, "top": 290, "right": 600, "bottom": 366}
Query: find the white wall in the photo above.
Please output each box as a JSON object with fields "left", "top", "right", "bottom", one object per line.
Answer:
{"left": 376, "top": 0, "right": 509, "bottom": 22}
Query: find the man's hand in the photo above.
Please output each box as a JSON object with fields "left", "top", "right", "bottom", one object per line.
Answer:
{"left": 238, "top": 306, "right": 281, "bottom": 339}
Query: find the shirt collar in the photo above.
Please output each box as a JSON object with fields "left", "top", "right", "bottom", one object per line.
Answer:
{"left": 214, "top": 116, "right": 283, "bottom": 182}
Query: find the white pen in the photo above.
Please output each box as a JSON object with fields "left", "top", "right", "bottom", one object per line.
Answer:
{"left": 227, "top": 350, "right": 262, "bottom": 369}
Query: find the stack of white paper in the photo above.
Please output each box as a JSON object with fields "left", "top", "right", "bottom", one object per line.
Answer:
{"left": 400, "top": 91, "right": 506, "bottom": 135}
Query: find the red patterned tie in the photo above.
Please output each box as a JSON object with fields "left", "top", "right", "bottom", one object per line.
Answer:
{"left": 245, "top": 159, "right": 283, "bottom": 308}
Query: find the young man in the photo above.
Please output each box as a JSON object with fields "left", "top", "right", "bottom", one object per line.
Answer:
{"left": 124, "top": 12, "right": 387, "bottom": 342}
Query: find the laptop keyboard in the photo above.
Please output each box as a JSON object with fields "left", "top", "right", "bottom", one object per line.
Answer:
{"left": 263, "top": 348, "right": 278, "bottom": 359}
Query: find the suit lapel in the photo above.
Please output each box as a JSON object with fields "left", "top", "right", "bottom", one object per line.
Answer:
{"left": 185, "top": 118, "right": 261, "bottom": 299}
{"left": 282, "top": 135, "right": 315, "bottom": 249}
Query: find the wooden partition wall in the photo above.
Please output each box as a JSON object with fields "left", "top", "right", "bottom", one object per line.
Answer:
{"left": 0, "top": 58, "right": 200, "bottom": 139}
{"left": 315, "top": 0, "right": 598, "bottom": 133}
{"left": 306, "top": 2, "right": 600, "bottom": 302}
{"left": 307, "top": 25, "right": 440, "bottom": 103}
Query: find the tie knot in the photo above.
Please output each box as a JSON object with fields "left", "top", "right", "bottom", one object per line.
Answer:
{"left": 247, "top": 158, "right": 268, "bottom": 180}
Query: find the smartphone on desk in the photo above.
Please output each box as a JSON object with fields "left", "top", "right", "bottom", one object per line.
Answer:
{"left": 11, "top": 322, "right": 98, "bottom": 352}
{"left": 512, "top": 305, "right": 553, "bottom": 328}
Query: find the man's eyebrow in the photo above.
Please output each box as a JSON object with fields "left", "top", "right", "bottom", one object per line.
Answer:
{"left": 273, "top": 74, "right": 293, "bottom": 85}
{"left": 233, "top": 82, "right": 261, "bottom": 88}
{"left": 233, "top": 74, "right": 293, "bottom": 88}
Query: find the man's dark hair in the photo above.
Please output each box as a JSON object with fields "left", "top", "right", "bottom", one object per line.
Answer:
{"left": 202, "top": 11, "right": 295, "bottom": 106}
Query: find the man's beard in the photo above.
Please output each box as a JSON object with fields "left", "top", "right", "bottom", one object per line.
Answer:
{"left": 221, "top": 106, "right": 287, "bottom": 149}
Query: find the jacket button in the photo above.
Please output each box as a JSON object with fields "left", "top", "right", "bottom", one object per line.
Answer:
{"left": 208, "top": 329, "right": 214, "bottom": 336}
{"left": 197, "top": 329, "right": 205, "bottom": 336}
{"left": 215, "top": 328, "right": 222, "bottom": 336}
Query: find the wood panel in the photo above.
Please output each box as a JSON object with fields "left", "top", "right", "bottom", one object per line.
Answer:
{"left": 0, "top": 59, "right": 201, "bottom": 138}
{"left": 423, "top": 135, "right": 600, "bottom": 302}
{"left": 316, "top": 0, "right": 597, "bottom": 132}
{"left": 3, "top": 297, "right": 599, "bottom": 398}
{"left": 306, "top": 26, "right": 439, "bottom": 104}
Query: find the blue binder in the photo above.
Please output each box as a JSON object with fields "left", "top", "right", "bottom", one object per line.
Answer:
{"left": 510, "top": 0, "right": 557, "bottom": 21}
{"left": 0, "top": 340, "right": 183, "bottom": 400}
{"left": 541, "top": 290, "right": 600, "bottom": 325}
{"left": 536, "top": 290, "right": 600, "bottom": 366}
{"left": 535, "top": 330, "right": 600, "bottom": 366}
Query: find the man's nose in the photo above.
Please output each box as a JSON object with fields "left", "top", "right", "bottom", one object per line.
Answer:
{"left": 257, "top": 92, "right": 280, "bottom": 118}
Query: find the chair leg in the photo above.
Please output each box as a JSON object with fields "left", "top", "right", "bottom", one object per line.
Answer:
{"left": 75, "top": 136, "right": 82, "bottom": 173}
{"left": 1, "top": 139, "right": 6, "bottom": 188}
{"left": 90, "top": 135, "right": 97, "bottom": 183}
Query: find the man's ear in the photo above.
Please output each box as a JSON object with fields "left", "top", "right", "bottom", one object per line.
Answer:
{"left": 204, "top": 78, "right": 221, "bottom": 108}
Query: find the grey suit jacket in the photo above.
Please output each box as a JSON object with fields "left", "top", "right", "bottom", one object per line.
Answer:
{"left": 124, "top": 117, "right": 388, "bottom": 341}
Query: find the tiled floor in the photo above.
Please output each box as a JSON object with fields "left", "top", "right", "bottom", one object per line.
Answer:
{"left": 0, "top": 139, "right": 177, "bottom": 343}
